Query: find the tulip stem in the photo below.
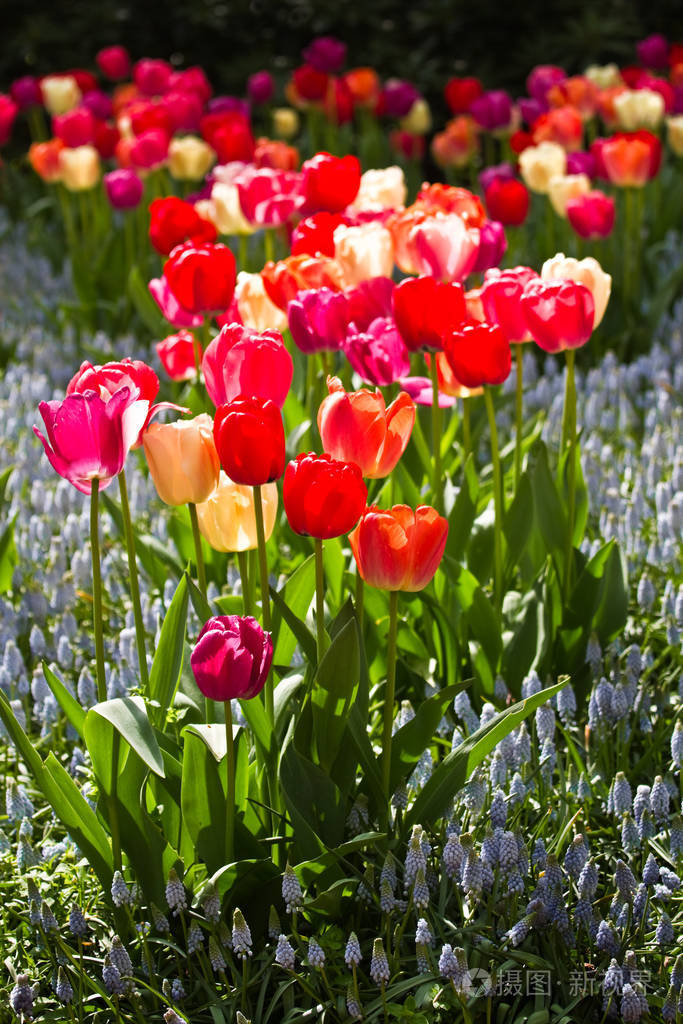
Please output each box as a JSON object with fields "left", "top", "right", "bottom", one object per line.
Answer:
{"left": 237, "top": 550, "right": 253, "bottom": 617}
{"left": 562, "top": 349, "right": 577, "bottom": 605}
{"left": 188, "top": 502, "right": 207, "bottom": 598}
{"left": 429, "top": 357, "right": 443, "bottom": 512}
{"left": 484, "top": 387, "right": 503, "bottom": 614}
{"left": 382, "top": 590, "right": 400, "bottom": 801}
{"left": 89, "top": 480, "right": 107, "bottom": 704}
{"left": 238, "top": 233, "right": 248, "bottom": 272}
{"left": 514, "top": 343, "right": 524, "bottom": 488}
{"left": 314, "top": 537, "right": 326, "bottom": 662}
{"left": 224, "top": 699, "right": 235, "bottom": 865}
{"left": 117, "top": 470, "right": 149, "bottom": 694}
{"left": 462, "top": 395, "right": 471, "bottom": 465}
{"left": 355, "top": 573, "right": 365, "bottom": 630}
{"left": 253, "top": 485, "right": 274, "bottom": 726}
{"left": 264, "top": 227, "right": 275, "bottom": 265}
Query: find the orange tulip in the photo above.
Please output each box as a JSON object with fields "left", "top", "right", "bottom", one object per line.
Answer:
{"left": 349, "top": 504, "right": 448, "bottom": 591}
{"left": 318, "top": 376, "right": 415, "bottom": 479}
{"left": 261, "top": 254, "right": 345, "bottom": 311}
{"left": 415, "top": 182, "right": 486, "bottom": 228}
{"left": 29, "top": 138, "right": 65, "bottom": 183}
{"left": 143, "top": 413, "right": 220, "bottom": 506}
{"left": 602, "top": 136, "right": 652, "bottom": 187}
{"left": 343, "top": 67, "right": 381, "bottom": 108}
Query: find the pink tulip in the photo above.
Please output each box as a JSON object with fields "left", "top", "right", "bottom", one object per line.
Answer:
{"left": 398, "top": 376, "right": 458, "bottom": 408}
{"left": 344, "top": 316, "right": 410, "bottom": 386}
{"left": 202, "top": 323, "right": 293, "bottom": 408}
{"left": 481, "top": 266, "right": 540, "bottom": 343}
{"left": 234, "top": 166, "right": 304, "bottom": 227}
{"left": 471, "top": 220, "right": 507, "bottom": 273}
{"left": 409, "top": 213, "right": 480, "bottom": 283}
{"left": 345, "top": 276, "right": 395, "bottom": 330}
{"left": 521, "top": 278, "right": 595, "bottom": 353}
{"left": 34, "top": 388, "right": 148, "bottom": 493}
{"left": 149, "top": 276, "right": 204, "bottom": 328}
{"left": 287, "top": 287, "right": 349, "bottom": 354}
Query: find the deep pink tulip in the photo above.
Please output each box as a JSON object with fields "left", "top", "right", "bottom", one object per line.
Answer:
{"left": 302, "top": 36, "right": 347, "bottom": 74}
{"left": 53, "top": 107, "right": 96, "bottom": 147}
{"left": 104, "top": 168, "right": 144, "bottom": 210}
{"left": 162, "top": 90, "right": 203, "bottom": 133}
{"left": 234, "top": 166, "right": 304, "bottom": 228}
{"left": 470, "top": 90, "right": 514, "bottom": 132}
{"left": 409, "top": 213, "right": 480, "bottom": 283}
{"left": 34, "top": 388, "right": 148, "bottom": 493}
{"left": 527, "top": 65, "right": 567, "bottom": 104}
{"left": 472, "top": 220, "right": 507, "bottom": 273}
{"left": 346, "top": 276, "right": 395, "bottom": 331}
{"left": 156, "top": 330, "right": 201, "bottom": 382}
{"left": 202, "top": 323, "right": 293, "bottom": 408}
{"left": 170, "top": 67, "right": 212, "bottom": 103}
{"left": 521, "top": 278, "right": 595, "bottom": 353}
{"left": 480, "top": 266, "right": 540, "bottom": 343}
{"left": 10, "top": 76, "right": 42, "bottom": 109}
{"left": 149, "top": 276, "right": 204, "bottom": 328}
{"left": 191, "top": 615, "right": 273, "bottom": 702}
{"left": 134, "top": 59, "right": 173, "bottom": 97}
{"left": 566, "top": 150, "right": 597, "bottom": 178}
{"left": 380, "top": 79, "right": 421, "bottom": 118}
{"left": 399, "top": 376, "right": 458, "bottom": 408}
{"left": 344, "top": 316, "right": 411, "bottom": 386}
{"left": 0, "top": 95, "right": 18, "bottom": 145}
{"left": 566, "top": 191, "right": 616, "bottom": 240}
{"left": 129, "top": 129, "right": 169, "bottom": 170}
{"left": 287, "top": 287, "right": 349, "bottom": 354}
{"left": 518, "top": 97, "right": 546, "bottom": 126}
{"left": 81, "top": 89, "right": 114, "bottom": 121}
{"left": 247, "top": 70, "right": 275, "bottom": 105}
{"left": 96, "top": 46, "right": 131, "bottom": 81}
{"left": 636, "top": 33, "right": 669, "bottom": 70}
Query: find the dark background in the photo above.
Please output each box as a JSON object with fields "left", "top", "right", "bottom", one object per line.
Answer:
{"left": 3, "top": 0, "right": 683, "bottom": 109}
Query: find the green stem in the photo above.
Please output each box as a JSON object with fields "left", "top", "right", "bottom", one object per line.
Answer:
{"left": 315, "top": 537, "right": 326, "bottom": 661}
{"left": 89, "top": 481, "right": 106, "bottom": 703}
{"left": 544, "top": 196, "right": 556, "bottom": 259}
{"left": 484, "top": 388, "right": 503, "bottom": 613}
{"left": 224, "top": 700, "right": 235, "bottom": 864}
{"left": 355, "top": 573, "right": 365, "bottom": 630}
{"left": 514, "top": 343, "right": 524, "bottom": 488}
{"left": 117, "top": 470, "right": 149, "bottom": 693}
{"left": 382, "top": 591, "right": 400, "bottom": 800}
{"left": 562, "top": 349, "right": 577, "bottom": 605}
{"left": 188, "top": 502, "right": 207, "bottom": 597}
{"left": 429, "top": 356, "right": 443, "bottom": 511}
{"left": 264, "top": 226, "right": 275, "bottom": 264}
{"left": 253, "top": 485, "right": 273, "bottom": 726}
{"left": 237, "top": 550, "right": 252, "bottom": 617}
{"left": 462, "top": 395, "right": 471, "bottom": 464}
{"left": 238, "top": 233, "right": 248, "bottom": 272}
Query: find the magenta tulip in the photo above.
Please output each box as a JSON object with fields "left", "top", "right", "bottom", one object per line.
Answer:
{"left": 344, "top": 316, "right": 410, "bottom": 386}
{"left": 191, "top": 615, "right": 273, "bottom": 701}
{"left": 472, "top": 220, "right": 507, "bottom": 274}
{"left": 202, "top": 323, "right": 293, "bottom": 408}
{"left": 287, "top": 287, "right": 349, "bottom": 354}
{"left": 104, "top": 169, "right": 144, "bottom": 210}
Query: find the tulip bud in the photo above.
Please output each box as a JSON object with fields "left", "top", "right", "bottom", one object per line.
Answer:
{"left": 168, "top": 135, "right": 216, "bottom": 181}
{"left": 191, "top": 615, "right": 273, "bottom": 701}
{"left": 213, "top": 396, "right": 285, "bottom": 487}
{"left": 272, "top": 107, "right": 300, "bottom": 140}
{"left": 58, "top": 145, "right": 101, "bottom": 191}
{"left": 350, "top": 504, "right": 448, "bottom": 591}
{"left": 197, "top": 474, "right": 278, "bottom": 552}
{"left": 519, "top": 142, "right": 567, "bottom": 194}
{"left": 283, "top": 453, "right": 367, "bottom": 539}
{"left": 143, "top": 414, "right": 220, "bottom": 506}
{"left": 104, "top": 168, "right": 143, "bottom": 210}
{"left": 41, "top": 75, "right": 82, "bottom": 116}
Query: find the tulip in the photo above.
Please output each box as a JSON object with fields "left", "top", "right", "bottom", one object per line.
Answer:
{"left": 53, "top": 107, "right": 96, "bottom": 147}
{"left": 168, "top": 136, "right": 216, "bottom": 181}
{"left": 207, "top": 182, "right": 253, "bottom": 235}
{"left": 667, "top": 116, "right": 683, "bottom": 157}
{"left": 518, "top": 142, "right": 567, "bottom": 194}
{"left": 58, "top": 145, "right": 100, "bottom": 191}
{"left": 566, "top": 191, "right": 616, "bottom": 239}
{"left": 584, "top": 64, "right": 623, "bottom": 90}
{"left": 470, "top": 90, "right": 514, "bottom": 133}
{"left": 636, "top": 33, "right": 670, "bottom": 70}
{"left": 301, "top": 152, "right": 361, "bottom": 214}
{"left": 348, "top": 167, "right": 406, "bottom": 214}
{"left": 202, "top": 322, "right": 293, "bottom": 408}
{"left": 284, "top": 452, "right": 367, "bottom": 539}
{"left": 432, "top": 116, "right": 479, "bottom": 170}
{"left": 566, "top": 150, "right": 596, "bottom": 177}
{"left": 532, "top": 106, "right": 584, "bottom": 150}
{"left": 408, "top": 212, "right": 480, "bottom": 283}
{"left": 134, "top": 59, "right": 173, "bottom": 97}
{"left": 601, "top": 133, "right": 656, "bottom": 187}
{"left": 214, "top": 396, "right": 285, "bottom": 487}
{"left": 149, "top": 276, "right": 204, "bottom": 328}
{"left": 191, "top": 613, "right": 273, "bottom": 857}
{"left": 104, "top": 168, "right": 143, "bottom": 210}
{"left": 318, "top": 376, "right": 415, "bottom": 479}
{"left": 444, "top": 76, "right": 483, "bottom": 115}
{"left": 143, "top": 413, "right": 220, "bottom": 507}
{"left": 333, "top": 222, "right": 395, "bottom": 286}
{"left": 234, "top": 166, "right": 304, "bottom": 227}
{"left": 272, "top": 107, "right": 300, "bottom": 139}
{"left": 247, "top": 71, "right": 275, "bottom": 106}
{"left": 10, "top": 76, "right": 41, "bottom": 110}
{"left": 548, "top": 173, "right": 591, "bottom": 218}
{"left": 379, "top": 79, "right": 421, "bottom": 118}
{"left": 527, "top": 65, "right": 566, "bottom": 104}
{"left": 484, "top": 178, "right": 530, "bottom": 226}
{"left": 234, "top": 271, "right": 288, "bottom": 333}
{"left": 416, "top": 182, "right": 486, "bottom": 227}
{"left": 303, "top": 36, "right": 347, "bottom": 74}
{"left": 261, "top": 254, "right": 345, "bottom": 310}
{"left": 254, "top": 139, "right": 299, "bottom": 171}
{"left": 164, "top": 241, "right": 236, "bottom": 316}
{"left": 344, "top": 316, "right": 410, "bottom": 387}
{"left": 93, "top": 120, "right": 120, "bottom": 159}
{"left": 291, "top": 212, "right": 349, "bottom": 257}
{"left": 400, "top": 98, "right": 432, "bottom": 135}
{"left": 540, "top": 254, "right": 611, "bottom": 328}
{"left": 28, "top": 139, "right": 65, "bottom": 183}
{"left": 521, "top": 278, "right": 595, "bottom": 353}
{"left": 288, "top": 288, "right": 349, "bottom": 354}
{"left": 443, "top": 321, "right": 511, "bottom": 390}
{"left": 96, "top": 46, "right": 131, "bottom": 81}
{"left": 346, "top": 276, "right": 395, "bottom": 331}
{"left": 127, "top": 129, "right": 169, "bottom": 170}
{"left": 81, "top": 93, "right": 113, "bottom": 124}
{"left": 41, "top": 75, "right": 81, "bottom": 116}
{"left": 156, "top": 330, "right": 201, "bottom": 382}
{"left": 392, "top": 276, "right": 466, "bottom": 352}
{"left": 291, "top": 64, "right": 330, "bottom": 103}
{"left": 197, "top": 474, "right": 278, "bottom": 552}
{"left": 518, "top": 97, "right": 545, "bottom": 126}
{"left": 471, "top": 220, "right": 507, "bottom": 273}
{"left": 613, "top": 89, "right": 665, "bottom": 131}
{"left": 349, "top": 502, "right": 447, "bottom": 795}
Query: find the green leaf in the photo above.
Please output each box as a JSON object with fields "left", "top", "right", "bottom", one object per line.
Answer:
{"left": 449, "top": 561, "right": 501, "bottom": 687}
{"left": 0, "top": 466, "right": 13, "bottom": 505}
{"left": 42, "top": 662, "right": 85, "bottom": 738}
{"left": 528, "top": 439, "right": 566, "bottom": 574}
{"left": 389, "top": 681, "right": 468, "bottom": 791}
{"left": 311, "top": 618, "right": 360, "bottom": 773}
{"left": 102, "top": 491, "right": 183, "bottom": 591}
{"left": 270, "top": 556, "right": 316, "bottom": 666}
{"left": 406, "top": 678, "right": 569, "bottom": 828}
{"left": 87, "top": 697, "right": 165, "bottom": 778}
{"left": 591, "top": 540, "right": 628, "bottom": 642}
{"left": 500, "top": 592, "right": 544, "bottom": 696}
{"left": 186, "top": 570, "right": 214, "bottom": 623}
{"left": 322, "top": 536, "right": 345, "bottom": 613}
{"left": 274, "top": 673, "right": 305, "bottom": 733}
{"left": 279, "top": 717, "right": 344, "bottom": 859}
{"left": 0, "top": 514, "right": 17, "bottom": 593}
{"left": 149, "top": 574, "right": 189, "bottom": 727}
{"left": 559, "top": 438, "right": 588, "bottom": 547}
{"left": 128, "top": 265, "right": 168, "bottom": 335}
{"left": 503, "top": 472, "right": 534, "bottom": 575}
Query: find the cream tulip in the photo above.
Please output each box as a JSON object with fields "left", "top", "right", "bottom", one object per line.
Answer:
{"left": 41, "top": 75, "right": 81, "bottom": 116}
{"left": 548, "top": 173, "right": 591, "bottom": 218}
{"left": 58, "top": 146, "right": 101, "bottom": 191}
{"left": 613, "top": 89, "right": 665, "bottom": 131}
{"left": 541, "top": 253, "right": 611, "bottom": 328}
{"left": 349, "top": 166, "right": 407, "bottom": 213}
{"left": 519, "top": 142, "right": 567, "bottom": 195}
{"left": 234, "top": 272, "right": 288, "bottom": 333}
{"left": 333, "top": 222, "right": 395, "bottom": 287}
{"left": 143, "top": 414, "right": 220, "bottom": 507}
{"left": 168, "top": 136, "right": 216, "bottom": 181}
{"left": 196, "top": 473, "right": 278, "bottom": 552}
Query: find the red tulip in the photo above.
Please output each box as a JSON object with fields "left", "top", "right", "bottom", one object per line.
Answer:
{"left": 283, "top": 452, "right": 367, "bottom": 539}
{"left": 318, "top": 376, "right": 415, "bottom": 479}
{"left": 164, "top": 242, "right": 236, "bottom": 316}
{"left": 156, "top": 330, "right": 201, "bottom": 382}
{"left": 292, "top": 64, "right": 330, "bottom": 102}
{"left": 345, "top": 276, "right": 395, "bottom": 331}
{"left": 444, "top": 76, "right": 483, "bottom": 114}
{"left": 484, "top": 178, "right": 530, "bottom": 227}
{"left": 349, "top": 504, "right": 448, "bottom": 591}
{"left": 392, "top": 276, "right": 467, "bottom": 352}
{"left": 301, "top": 152, "right": 361, "bottom": 214}
{"left": 566, "top": 191, "right": 616, "bottom": 240}
{"left": 200, "top": 111, "right": 254, "bottom": 164}
{"left": 261, "top": 254, "right": 345, "bottom": 311}
{"left": 443, "top": 321, "right": 512, "bottom": 388}
{"left": 291, "top": 212, "right": 349, "bottom": 257}
{"left": 149, "top": 197, "right": 217, "bottom": 256}
{"left": 480, "top": 266, "right": 540, "bottom": 343}
{"left": 521, "top": 278, "right": 595, "bottom": 353}
{"left": 191, "top": 615, "right": 273, "bottom": 702}
{"left": 214, "top": 396, "right": 285, "bottom": 486}
{"left": 0, "top": 95, "right": 18, "bottom": 145}
{"left": 133, "top": 59, "right": 173, "bottom": 97}
{"left": 202, "top": 323, "right": 293, "bottom": 408}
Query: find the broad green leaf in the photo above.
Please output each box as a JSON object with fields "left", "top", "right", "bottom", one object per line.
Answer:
{"left": 503, "top": 472, "right": 534, "bottom": 576}
{"left": 149, "top": 575, "right": 189, "bottom": 727}
{"left": 0, "top": 466, "right": 13, "bottom": 505}
{"left": 184, "top": 721, "right": 237, "bottom": 763}
{"left": 560, "top": 439, "right": 588, "bottom": 548}
{"left": 0, "top": 514, "right": 17, "bottom": 593}
{"left": 102, "top": 491, "right": 183, "bottom": 591}
{"left": 406, "top": 678, "right": 568, "bottom": 828}
{"left": 500, "top": 592, "right": 543, "bottom": 696}
{"left": 389, "top": 681, "right": 469, "bottom": 791}
{"left": 279, "top": 718, "right": 344, "bottom": 859}
{"left": 128, "top": 265, "right": 168, "bottom": 335}
{"left": 528, "top": 439, "right": 566, "bottom": 574}
{"left": 270, "top": 556, "right": 316, "bottom": 666}
{"left": 42, "top": 662, "right": 85, "bottom": 738}
{"left": 274, "top": 673, "right": 305, "bottom": 732}
{"left": 591, "top": 540, "right": 628, "bottom": 642}
{"left": 185, "top": 570, "right": 215, "bottom": 624}
{"left": 311, "top": 618, "right": 359, "bottom": 773}
{"left": 88, "top": 696, "right": 165, "bottom": 778}
{"left": 181, "top": 726, "right": 226, "bottom": 874}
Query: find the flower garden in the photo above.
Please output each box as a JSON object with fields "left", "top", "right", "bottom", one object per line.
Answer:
{"left": 0, "top": 29, "right": 682, "bottom": 1024}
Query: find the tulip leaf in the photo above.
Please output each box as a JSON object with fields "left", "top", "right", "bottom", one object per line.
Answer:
{"left": 128, "top": 265, "right": 169, "bottom": 335}
{"left": 183, "top": 721, "right": 239, "bottom": 763}
{"left": 503, "top": 471, "right": 534, "bottom": 575}
{"left": 406, "top": 678, "right": 569, "bottom": 828}
{"left": 500, "top": 591, "right": 545, "bottom": 696}
{"left": 270, "top": 554, "right": 317, "bottom": 667}
{"left": 311, "top": 617, "right": 360, "bottom": 775}
{"left": 447, "top": 454, "right": 479, "bottom": 562}
{"left": 101, "top": 490, "right": 184, "bottom": 591}
{"left": 279, "top": 716, "right": 345, "bottom": 860}
{"left": 559, "top": 437, "right": 588, "bottom": 548}
{"left": 0, "top": 465, "right": 13, "bottom": 505}
{"left": 0, "top": 513, "right": 17, "bottom": 594}
{"left": 274, "top": 672, "right": 305, "bottom": 733}
{"left": 186, "top": 570, "right": 214, "bottom": 623}
{"left": 149, "top": 574, "right": 189, "bottom": 727}
{"left": 388, "top": 680, "right": 469, "bottom": 792}
{"left": 42, "top": 661, "right": 85, "bottom": 739}
{"left": 87, "top": 696, "right": 165, "bottom": 778}
{"left": 528, "top": 439, "right": 567, "bottom": 574}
